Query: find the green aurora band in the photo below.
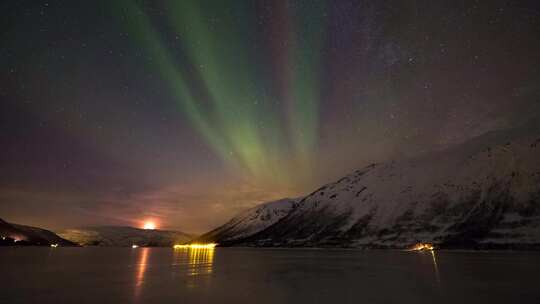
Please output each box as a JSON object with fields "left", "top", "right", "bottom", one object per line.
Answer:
{"left": 115, "top": 0, "right": 326, "bottom": 185}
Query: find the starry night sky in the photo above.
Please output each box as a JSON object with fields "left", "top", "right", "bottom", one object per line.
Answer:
{"left": 1, "top": 0, "right": 539, "bottom": 233}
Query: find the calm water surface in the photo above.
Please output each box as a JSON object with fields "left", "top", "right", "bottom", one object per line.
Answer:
{"left": 0, "top": 247, "right": 539, "bottom": 304}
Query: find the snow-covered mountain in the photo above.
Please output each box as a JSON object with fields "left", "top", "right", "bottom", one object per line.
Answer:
{"left": 192, "top": 198, "right": 296, "bottom": 245}
{"left": 0, "top": 218, "right": 76, "bottom": 246}
{"left": 215, "top": 121, "right": 540, "bottom": 249}
{"left": 58, "top": 226, "right": 192, "bottom": 247}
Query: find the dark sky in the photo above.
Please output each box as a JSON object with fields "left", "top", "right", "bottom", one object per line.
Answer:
{"left": 1, "top": 0, "right": 539, "bottom": 233}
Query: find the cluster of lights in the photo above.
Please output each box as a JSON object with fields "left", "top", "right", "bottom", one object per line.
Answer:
{"left": 410, "top": 243, "right": 435, "bottom": 251}
{"left": 50, "top": 243, "right": 59, "bottom": 248}
{"left": 130, "top": 244, "right": 217, "bottom": 249}
{"left": 173, "top": 243, "right": 217, "bottom": 249}
{"left": 1, "top": 236, "right": 21, "bottom": 242}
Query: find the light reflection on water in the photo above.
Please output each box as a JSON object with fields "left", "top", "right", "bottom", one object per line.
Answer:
{"left": 1, "top": 248, "right": 539, "bottom": 304}
{"left": 134, "top": 247, "right": 150, "bottom": 300}
{"left": 174, "top": 247, "right": 215, "bottom": 276}
{"left": 411, "top": 250, "right": 442, "bottom": 289}
{"left": 430, "top": 250, "right": 441, "bottom": 286}
{"left": 173, "top": 247, "right": 215, "bottom": 290}
{"left": 134, "top": 246, "right": 216, "bottom": 298}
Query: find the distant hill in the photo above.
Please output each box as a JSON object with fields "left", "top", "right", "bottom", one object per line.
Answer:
{"left": 58, "top": 226, "right": 193, "bottom": 247}
{"left": 0, "top": 218, "right": 76, "bottom": 246}
{"left": 202, "top": 121, "right": 540, "bottom": 249}
{"left": 192, "top": 198, "right": 296, "bottom": 245}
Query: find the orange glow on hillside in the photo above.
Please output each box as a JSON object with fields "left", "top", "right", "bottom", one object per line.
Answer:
{"left": 142, "top": 221, "right": 156, "bottom": 230}
{"left": 410, "top": 243, "right": 435, "bottom": 251}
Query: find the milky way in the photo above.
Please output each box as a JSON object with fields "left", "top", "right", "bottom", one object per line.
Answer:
{"left": 1, "top": 1, "right": 539, "bottom": 232}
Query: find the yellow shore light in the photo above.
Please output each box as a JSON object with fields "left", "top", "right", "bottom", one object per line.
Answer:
{"left": 173, "top": 243, "right": 217, "bottom": 249}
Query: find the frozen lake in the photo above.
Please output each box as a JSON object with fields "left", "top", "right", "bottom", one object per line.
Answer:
{"left": 1, "top": 247, "right": 539, "bottom": 303}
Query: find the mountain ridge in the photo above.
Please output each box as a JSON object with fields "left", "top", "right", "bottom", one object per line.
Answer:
{"left": 201, "top": 121, "right": 540, "bottom": 249}
{"left": 192, "top": 198, "right": 296, "bottom": 244}
{"left": 58, "top": 225, "right": 193, "bottom": 247}
{"left": 0, "top": 218, "right": 76, "bottom": 246}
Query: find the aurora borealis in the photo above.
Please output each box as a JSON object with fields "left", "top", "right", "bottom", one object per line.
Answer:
{"left": 1, "top": 1, "right": 540, "bottom": 233}
{"left": 116, "top": 0, "right": 327, "bottom": 185}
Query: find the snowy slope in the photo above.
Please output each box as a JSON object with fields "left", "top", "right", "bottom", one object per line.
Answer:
{"left": 231, "top": 122, "right": 540, "bottom": 249}
{"left": 58, "top": 226, "right": 193, "bottom": 247}
{"left": 193, "top": 198, "right": 296, "bottom": 244}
